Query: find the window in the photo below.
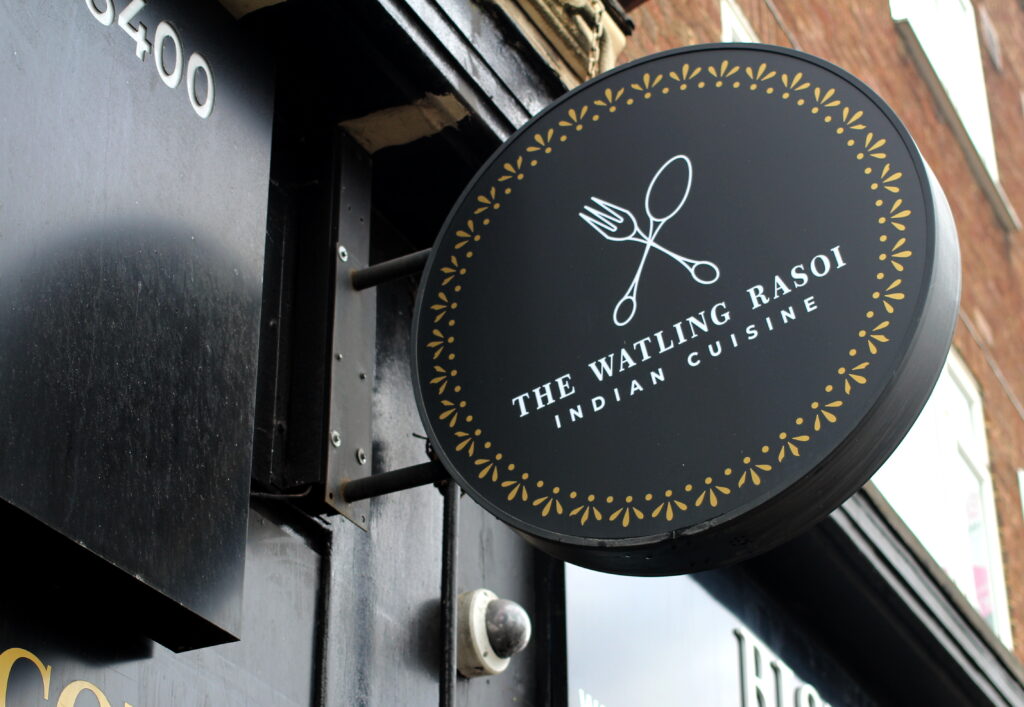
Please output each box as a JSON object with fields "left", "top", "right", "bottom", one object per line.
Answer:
{"left": 889, "top": 0, "right": 1019, "bottom": 229}
{"left": 871, "top": 352, "right": 1012, "bottom": 645}
{"left": 721, "top": 0, "right": 758, "bottom": 43}
{"left": 1018, "top": 469, "right": 1024, "bottom": 521}
{"left": 564, "top": 567, "right": 844, "bottom": 706}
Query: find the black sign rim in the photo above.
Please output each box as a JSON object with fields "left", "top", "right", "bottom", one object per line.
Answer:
{"left": 411, "top": 43, "right": 958, "bottom": 573}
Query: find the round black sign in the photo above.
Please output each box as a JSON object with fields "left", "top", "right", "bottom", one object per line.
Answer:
{"left": 413, "top": 44, "right": 959, "bottom": 575}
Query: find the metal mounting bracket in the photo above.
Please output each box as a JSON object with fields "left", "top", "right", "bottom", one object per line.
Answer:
{"left": 324, "top": 136, "right": 376, "bottom": 528}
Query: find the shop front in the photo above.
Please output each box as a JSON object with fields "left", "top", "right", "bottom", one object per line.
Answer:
{"left": 3, "top": 1, "right": 1024, "bottom": 706}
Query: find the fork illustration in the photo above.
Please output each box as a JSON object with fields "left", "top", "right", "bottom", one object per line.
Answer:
{"left": 578, "top": 155, "right": 720, "bottom": 326}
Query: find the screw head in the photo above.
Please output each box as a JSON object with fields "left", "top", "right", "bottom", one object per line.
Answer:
{"left": 330, "top": 430, "right": 342, "bottom": 448}
{"left": 356, "top": 448, "right": 367, "bottom": 465}
{"left": 337, "top": 245, "right": 349, "bottom": 262}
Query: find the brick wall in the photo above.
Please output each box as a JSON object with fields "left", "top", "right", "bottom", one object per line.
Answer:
{"left": 620, "top": 0, "right": 1024, "bottom": 662}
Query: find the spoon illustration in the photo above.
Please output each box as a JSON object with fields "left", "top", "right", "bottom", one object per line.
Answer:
{"left": 614, "top": 155, "right": 692, "bottom": 326}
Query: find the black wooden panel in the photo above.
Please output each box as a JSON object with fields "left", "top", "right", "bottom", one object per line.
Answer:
{"left": 0, "top": 0, "right": 274, "bottom": 647}
{"left": 321, "top": 260, "right": 450, "bottom": 704}
{"left": 0, "top": 507, "right": 322, "bottom": 705}
{"left": 456, "top": 503, "right": 553, "bottom": 706}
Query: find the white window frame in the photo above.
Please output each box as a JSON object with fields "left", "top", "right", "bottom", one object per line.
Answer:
{"left": 873, "top": 351, "right": 1012, "bottom": 646}
{"left": 721, "top": 0, "right": 758, "bottom": 43}
{"left": 948, "top": 355, "right": 1011, "bottom": 645}
{"left": 1017, "top": 469, "right": 1024, "bottom": 521}
{"left": 889, "top": 0, "right": 1019, "bottom": 230}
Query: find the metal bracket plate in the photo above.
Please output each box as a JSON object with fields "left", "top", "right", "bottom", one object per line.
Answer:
{"left": 325, "top": 135, "right": 375, "bottom": 529}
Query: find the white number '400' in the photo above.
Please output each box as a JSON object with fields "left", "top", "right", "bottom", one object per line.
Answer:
{"left": 84, "top": 0, "right": 215, "bottom": 119}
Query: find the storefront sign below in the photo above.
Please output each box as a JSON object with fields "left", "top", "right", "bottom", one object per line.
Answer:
{"left": 413, "top": 44, "right": 959, "bottom": 574}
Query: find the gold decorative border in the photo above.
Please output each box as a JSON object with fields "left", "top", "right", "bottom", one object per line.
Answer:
{"left": 423, "top": 58, "right": 915, "bottom": 529}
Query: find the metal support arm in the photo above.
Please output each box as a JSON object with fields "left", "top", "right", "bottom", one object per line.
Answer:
{"left": 340, "top": 461, "right": 449, "bottom": 502}
{"left": 350, "top": 248, "right": 431, "bottom": 290}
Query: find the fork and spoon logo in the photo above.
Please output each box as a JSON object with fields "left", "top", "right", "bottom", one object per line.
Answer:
{"left": 579, "top": 155, "right": 721, "bottom": 326}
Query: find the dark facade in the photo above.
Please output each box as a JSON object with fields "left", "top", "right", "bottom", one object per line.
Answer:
{"left": 3, "top": 1, "right": 1024, "bottom": 706}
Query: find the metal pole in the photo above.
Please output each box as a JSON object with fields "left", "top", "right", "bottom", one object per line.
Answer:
{"left": 350, "top": 248, "right": 431, "bottom": 291}
{"left": 340, "top": 461, "right": 448, "bottom": 503}
{"left": 440, "top": 479, "right": 460, "bottom": 707}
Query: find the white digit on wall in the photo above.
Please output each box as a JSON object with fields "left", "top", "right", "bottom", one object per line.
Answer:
{"left": 117, "top": 0, "right": 152, "bottom": 61}
{"left": 187, "top": 53, "right": 215, "bottom": 119}
{"left": 154, "top": 22, "right": 183, "bottom": 88}
{"left": 85, "top": 0, "right": 114, "bottom": 26}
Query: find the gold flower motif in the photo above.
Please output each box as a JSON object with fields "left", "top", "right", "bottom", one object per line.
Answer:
{"left": 811, "top": 86, "right": 840, "bottom": 115}
{"left": 858, "top": 321, "right": 891, "bottom": 354}
{"left": 474, "top": 187, "right": 501, "bottom": 215}
{"left": 526, "top": 128, "right": 555, "bottom": 154}
{"left": 429, "top": 291, "right": 457, "bottom": 323}
{"left": 438, "top": 398, "right": 467, "bottom": 428}
{"left": 455, "top": 220, "right": 481, "bottom": 249}
{"left": 695, "top": 476, "right": 731, "bottom": 507}
{"left": 873, "top": 278, "right": 905, "bottom": 314}
{"left": 429, "top": 365, "right": 457, "bottom": 394}
{"left": 558, "top": 106, "right": 590, "bottom": 131}
{"left": 454, "top": 428, "right": 481, "bottom": 456}
{"left": 835, "top": 106, "right": 865, "bottom": 134}
{"left": 532, "top": 485, "right": 564, "bottom": 516}
{"left": 569, "top": 493, "right": 603, "bottom": 525}
{"left": 440, "top": 255, "right": 466, "bottom": 286}
{"left": 609, "top": 496, "right": 645, "bottom": 527}
{"left": 838, "top": 362, "right": 870, "bottom": 394}
{"left": 652, "top": 489, "right": 688, "bottom": 521}
{"left": 856, "top": 132, "right": 887, "bottom": 160}
{"left": 497, "top": 156, "right": 525, "bottom": 182}
{"left": 708, "top": 60, "right": 740, "bottom": 87}
{"left": 630, "top": 72, "right": 664, "bottom": 99}
{"left": 780, "top": 72, "right": 811, "bottom": 100}
{"left": 426, "top": 328, "right": 454, "bottom": 360}
{"left": 669, "top": 63, "right": 702, "bottom": 90}
{"left": 475, "top": 453, "right": 505, "bottom": 482}
{"left": 878, "top": 200, "right": 911, "bottom": 232}
{"left": 501, "top": 472, "right": 530, "bottom": 502}
{"left": 745, "top": 63, "right": 776, "bottom": 91}
{"left": 870, "top": 164, "right": 902, "bottom": 193}
{"left": 810, "top": 400, "right": 843, "bottom": 431}
{"left": 878, "top": 236, "right": 912, "bottom": 272}
{"left": 594, "top": 87, "right": 625, "bottom": 112}
{"left": 737, "top": 457, "right": 772, "bottom": 487}
{"left": 777, "top": 432, "right": 810, "bottom": 463}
